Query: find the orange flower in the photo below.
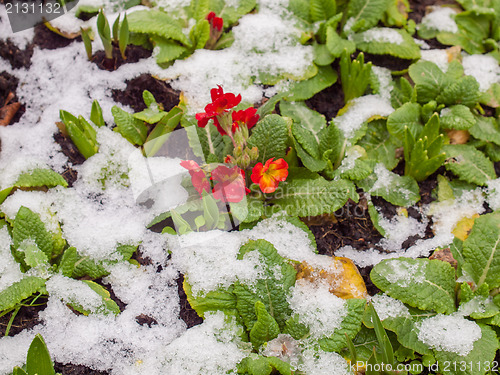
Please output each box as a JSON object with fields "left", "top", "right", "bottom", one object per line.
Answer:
{"left": 251, "top": 158, "right": 288, "bottom": 193}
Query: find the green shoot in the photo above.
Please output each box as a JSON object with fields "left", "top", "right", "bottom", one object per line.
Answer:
{"left": 404, "top": 114, "right": 446, "bottom": 181}
{"left": 80, "top": 27, "right": 93, "bottom": 61}
{"left": 90, "top": 99, "right": 105, "bottom": 128}
{"left": 112, "top": 15, "right": 120, "bottom": 44}
{"left": 340, "top": 50, "right": 372, "bottom": 103}
{"left": 119, "top": 14, "right": 129, "bottom": 60}
{"left": 97, "top": 10, "right": 113, "bottom": 60}
{"left": 60, "top": 110, "right": 99, "bottom": 159}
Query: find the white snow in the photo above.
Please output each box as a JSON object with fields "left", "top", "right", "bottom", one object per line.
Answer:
{"left": 462, "top": 54, "right": 500, "bottom": 92}
{"left": 417, "top": 314, "right": 482, "bottom": 356}
{"left": 370, "top": 294, "right": 410, "bottom": 320}
{"left": 298, "top": 349, "right": 352, "bottom": 375}
{"left": 361, "top": 28, "right": 404, "bottom": 44}
{"left": 0, "top": 5, "right": 34, "bottom": 48}
{"left": 420, "top": 49, "right": 449, "bottom": 72}
{"left": 419, "top": 7, "right": 458, "bottom": 34}
{"left": 0, "top": 227, "right": 23, "bottom": 291}
{"left": 288, "top": 278, "right": 348, "bottom": 339}
{"left": 334, "top": 95, "right": 394, "bottom": 141}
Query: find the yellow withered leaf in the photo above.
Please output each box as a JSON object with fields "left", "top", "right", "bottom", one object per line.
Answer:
{"left": 296, "top": 256, "right": 368, "bottom": 299}
{"left": 452, "top": 214, "right": 479, "bottom": 241}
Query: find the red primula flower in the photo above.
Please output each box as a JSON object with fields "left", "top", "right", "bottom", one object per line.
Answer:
{"left": 231, "top": 107, "right": 259, "bottom": 133}
{"left": 251, "top": 158, "right": 288, "bottom": 194}
{"left": 206, "top": 11, "right": 223, "bottom": 31}
{"left": 195, "top": 86, "right": 242, "bottom": 134}
{"left": 180, "top": 160, "right": 211, "bottom": 196}
{"left": 211, "top": 165, "right": 250, "bottom": 203}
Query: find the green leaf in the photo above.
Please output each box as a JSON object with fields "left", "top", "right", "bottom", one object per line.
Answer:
{"left": 15, "top": 169, "right": 68, "bottom": 189}
{"left": 269, "top": 177, "right": 355, "bottom": 217}
{"left": 238, "top": 354, "right": 292, "bottom": 375}
{"left": 346, "top": 0, "right": 391, "bottom": 33}
{"left": 183, "top": 280, "right": 238, "bottom": 318}
{"left": 186, "top": 120, "right": 228, "bottom": 163}
{"left": 152, "top": 36, "right": 188, "bottom": 64}
{"left": 26, "top": 334, "right": 55, "bottom": 375}
{"left": 284, "top": 65, "right": 338, "bottom": 101}
{"left": 387, "top": 102, "right": 422, "bottom": 140}
{"left": 353, "top": 28, "right": 421, "bottom": 59}
{"left": 409, "top": 60, "right": 448, "bottom": 104}
{"left": 80, "top": 27, "right": 93, "bottom": 60}
{"left": 391, "top": 77, "right": 415, "bottom": 108}
{"left": 65, "top": 120, "right": 98, "bottom": 159}
{"left": 443, "top": 144, "right": 496, "bottom": 186}
{"left": 112, "top": 106, "right": 148, "bottom": 146}
{"left": 127, "top": 10, "right": 190, "bottom": 46}
{"left": 462, "top": 212, "right": 500, "bottom": 289}
{"left": 469, "top": 115, "right": 500, "bottom": 145}
{"left": 480, "top": 82, "right": 500, "bottom": 108}
{"left": 58, "top": 247, "right": 78, "bottom": 277}
{"left": 248, "top": 115, "right": 289, "bottom": 163}
{"left": 13, "top": 207, "right": 54, "bottom": 261}
{"left": 13, "top": 367, "right": 28, "bottom": 375}
{"left": 0, "top": 276, "right": 46, "bottom": 312}
{"left": 280, "top": 101, "right": 326, "bottom": 141}
{"left": 208, "top": 0, "right": 256, "bottom": 25}
{"left": 325, "top": 27, "right": 356, "bottom": 57}
{"left": 66, "top": 280, "right": 121, "bottom": 316}
{"left": 190, "top": 19, "right": 210, "bottom": 49}
{"left": 434, "top": 324, "right": 498, "bottom": 375}
{"left": 119, "top": 13, "right": 129, "bottom": 60}
{"left": 284, "top": 314, "right": 309, "bottom": 339}
{"left": 357, "top": 120, "right": 400, "bottom": 170}
{"left": 250, "top": 301, "right": 280, "bottom": 349}
{"left": 357, "top": 166, "right": 420, "bottom": 206}
{"left": 97, "top": 11, "right": 113, "bottom": 59}
{"left": 90, "top": 100, "right": 105, "bottom": 127}
{"left": 439, "top": 105, "right": 476, "bottom": 130}
{"left": 311, "top": 0, "right": 336, "bottom": 22}
{"left": 318, "top": 122, "right": 345, "bottom": 170}
{"left": 371, "top": 258, "right": 457, "bottom": 314}
{"left": 294, "top": 141, "right": 327, "bottom": 172}
{"left": 291, "top": 121, "right": 320, "bottom": 159}
{"left": 317, "top": 299, "right": 366, "bottom": 352}
{"left": 22, "top": 242, "right": 49, "bottom": 269}
{"left": 436, "top": 76, "right": 481, "bottom": 107}
{"left": 144, "top": 106, "right": 183, "bottom": 157}
{"left": 233, "top": 240, "right": 297, "bottom": 331}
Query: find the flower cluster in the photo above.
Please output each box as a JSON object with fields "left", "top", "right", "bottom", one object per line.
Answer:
{"left": 181, "top": 160, "right": 249, "bottom": 203}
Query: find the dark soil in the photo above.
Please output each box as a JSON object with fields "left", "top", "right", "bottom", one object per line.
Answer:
{"left": 176, "top": 274, "right": 203, "bottom": 329}
{"left": 0, "top": 39, "right": 33, "bottom": 69}
{"left": 0, "top": 301, "right": 46, "bottom": 337}
{"left": 53, "top": 131, "right": 85, "bottom": 187}
{"left": 54, "top": 363, "right": 109, "bottom": 375}
{"left": 33, "top": 24, "right": 75, "bottom": 50}
{"left": 92, "top": 45, "right": 152, "bottom": 72}
{"left": 306, "top": 79, "right": 345, "bottom": 120}
{"left": 112, "top": 74, "right": 180, "bottom": 112}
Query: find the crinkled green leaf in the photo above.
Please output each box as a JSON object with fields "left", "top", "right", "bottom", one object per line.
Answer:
{"left": 269, "top": 177, "right": 355, "bottom": 217}
{"left": 127, "top": 10, "right": 190, "bottom": 46}
{"left": 0, "top": 276, "right": 46, "bottom": 312}
{"left": 294, "top": 140, "right": 327, "bottom": 172}
{"left": 13, "top": 207, "right": 54, "bottom": 261}
{"left": 152, "top": 36, "right": 188, "bottom": 64}
{"left": 436, "top": 76, "right": 481, "bottom": 107}
{"left": 371, "top": 258, "right": 456, "bottom": 314}
{"left": 233, "top": 240, "right": 296, "bottom": 331}
{"left": 250, "top": 301, "right": 280, "bottom": 349}
{"left": 208, "top": 0, "right": 256, "bottom": 25}
{"left": 284, "top": 65, "right": 338, "bottom": 101}
{"left": 190, "top": 19, "right": 210, "bottom": 49}
{"left": 284, "top": 314, "right": 310, "bottom": 340}
{"left": 391, "top": 77, "right": 415, "bottom": 109}
{"left": 443, "top": 144, "right": 496, "bottom": 186}
{"left": 22, "top": 242, "right": 49, "bottom": 269}
{"left": 387, "top": 102, "right": 422, "bottom": 140}
{"left": 353, "top": 28, "right": 421, "bottom": 59}
{"left": 280, "top": 101, "right": 326, "bottom": 141}
{"left": 238, "top": 354, "right": 292, "bottom": 375}
{"left": 310, "top": 0, "right": 336, "bottom": 22}
{"left": 357, "top": 167, "right": 420, "bottom": 206}
{"left": 462, "top": 212, "right": 500, "bottom": 289}
{"left": 325, "top": 27, "right": 356, "bottom": 57}
{"left": 357, "top": 120, "right": 400, "bottom": 170}
{"left": 317, "top": 298, "right": 366, "bottom": 352}
{"left": 439, "top": 105, "right": 476, "bottom": 130}
{"left": 318, "top": 122, "right": 345, "bottom": 169}
{"left": 346, "top": 0, "right": 391, "bottom": 33}
{"left": 248, "top": 115, "right": 289, "bottom": 163}
{"left": 15, "top": 169, "right": 68, "bottom": 189}
{"left": 58, "top": 247, "right": 78, "bottom": 278}
{"left": 291, "top": 121, "right": 321, "bottom": 159}
{"left": 112, "top": 106, "right": 148, "bottom": 146}
{"left": 409, "top": 60, "right": 448, "bottom": 104}
{"left": 480, "top": 82, "right": 500, "bottom": 108}
{"left": 183, "top": 279, "right": 238, "bottom": 318}
{"left": 469, "top": 115, "right": 500, "bottom": 145}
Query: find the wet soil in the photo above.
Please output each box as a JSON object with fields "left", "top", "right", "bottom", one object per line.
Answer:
{"left": 93, "top": 45, "right": 152, "bottom": 72}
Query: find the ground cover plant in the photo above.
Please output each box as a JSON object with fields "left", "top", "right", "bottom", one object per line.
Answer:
{"left": 0, "top": 0, "right": 500, "bottom": 374}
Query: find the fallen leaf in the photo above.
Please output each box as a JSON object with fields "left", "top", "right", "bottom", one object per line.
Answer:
{"left": 452, "top": 213, "right": 479, "bottom": 241}
{"left": 446, "top": 129, "right": 470, "bottom": 145}
{"left": 296, "top": 256, "right": 368, "bottom": 299}
{"left": 429, "top": 247, "right": 457, "bottom": 269}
